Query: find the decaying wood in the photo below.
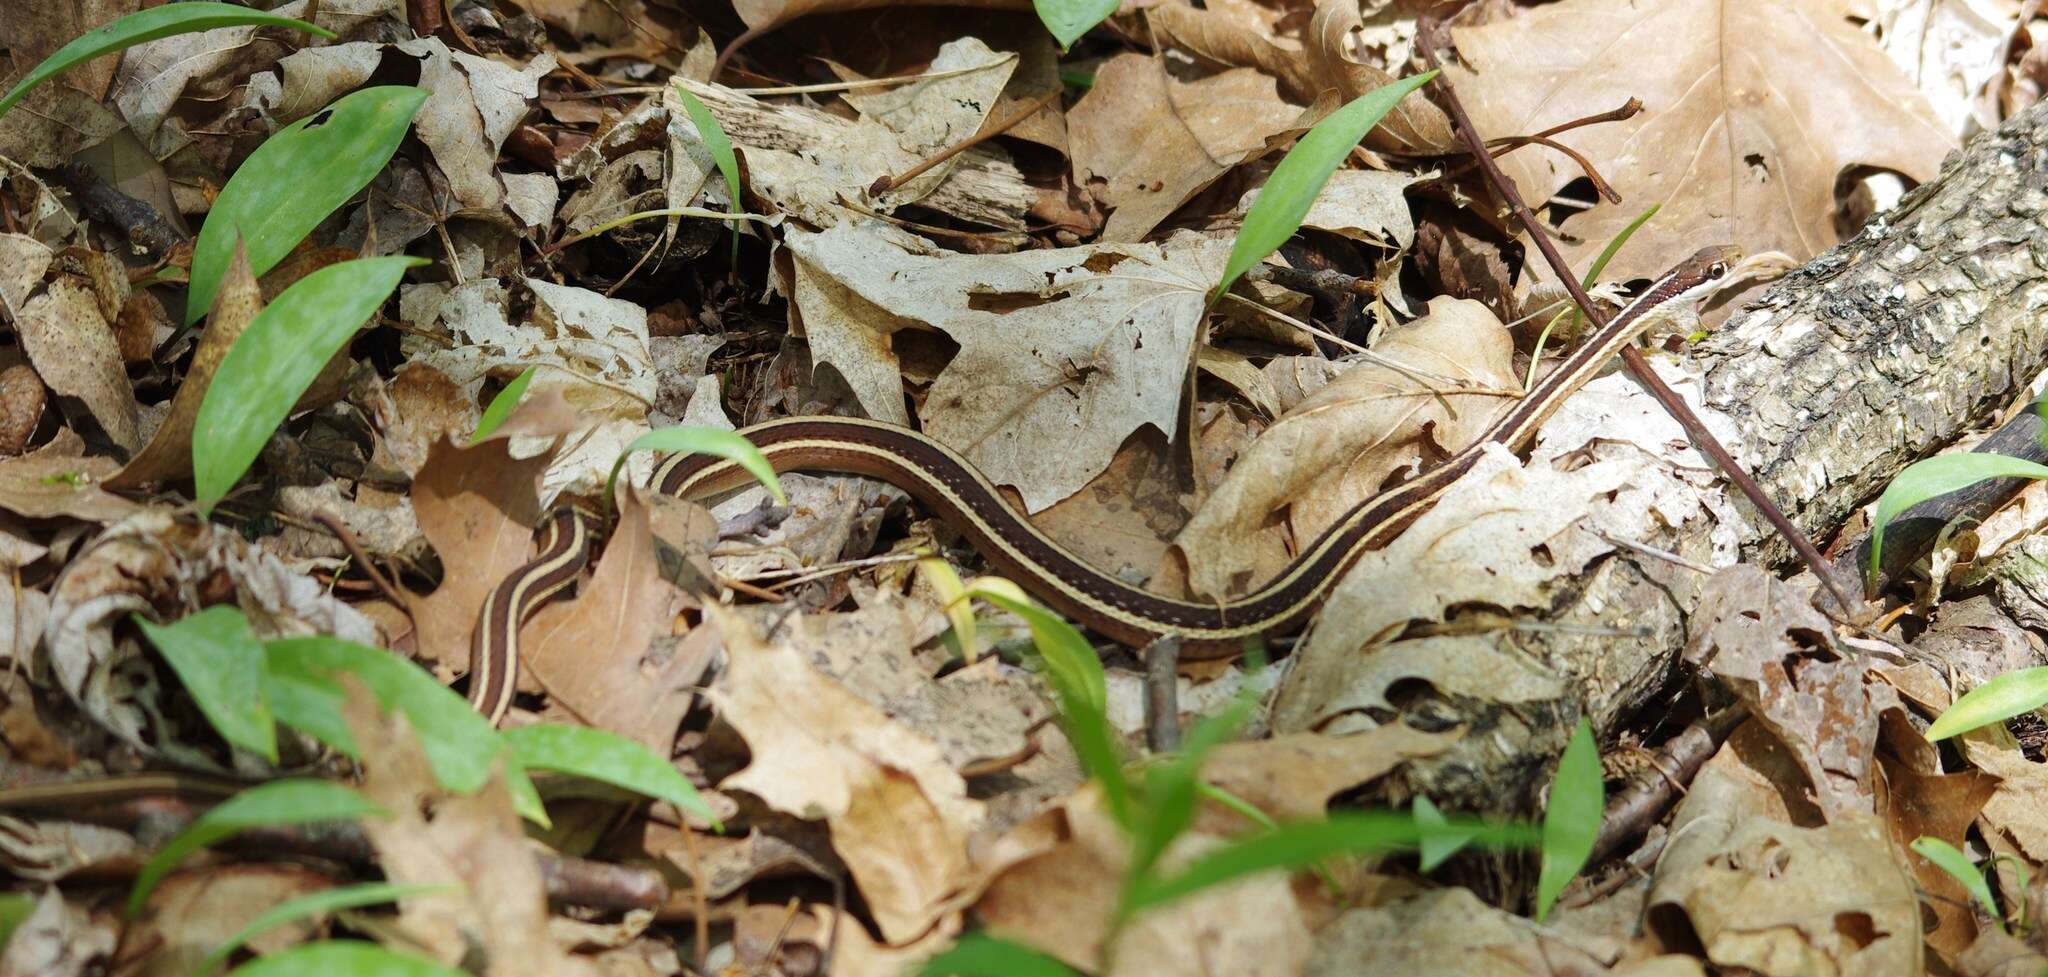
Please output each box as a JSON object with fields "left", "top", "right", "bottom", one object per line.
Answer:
{"left": 1391, "top": 99, "right": 2048, "bottom": 809}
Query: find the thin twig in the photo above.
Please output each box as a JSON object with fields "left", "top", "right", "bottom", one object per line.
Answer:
{"left": 311, "top": 511, "right": 412, "bottom": 611}
{"left": 870, "top": 88, "right": 1062, "bottom": 195}
{"left": 1417, "top": 21, "right": 1854, "bottom": 615}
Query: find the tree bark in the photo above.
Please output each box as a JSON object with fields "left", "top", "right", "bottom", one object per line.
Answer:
{"left": 1328, "top": 99, "right": 2048, "bottom": 810}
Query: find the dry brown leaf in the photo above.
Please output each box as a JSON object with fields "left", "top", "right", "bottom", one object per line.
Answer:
{"left": 731, "top": 0, "right": 1026, "bottom": 32}
{"left": 1684, "top": 566, "right": 1889, "bottom": 818}
{"left": 0, "top": 430, "right": 139, "bottom": 523}
{"left": 125, "top": 865, "right": 335, "bottom": 973}
{"left": 1648, "top": 723, "right": 1921, "bottom": 975}
{"left": 1140, "top": 0, "right": 1456, "bottom": 153}
{"left": 1198, "top": 726, "right": 1459, "bottom": 826}
{"left": 1449, "top": 0, "right": 1956, "bottom": 283}
{"left": 1301, "top": 0, "right": 1458, "bottom": 153}
{"left": 785, "top": 222, "right": 1224, "bottom": 511}
{"left": 344, "top": 686, "right": 595, "bottom": 977}
{"left": 1272, "top": 445, "right": 1645, "bottom": 734}
{"left": 1068, "top": 54, "right": 1299, "bottom": 242}
{"left": 403, "top": 435, "right": 551, "bottom": 676}
{"left": 975, "top": 789, "right": 1311, "bottom": 977}
{"left": 0, "top": 2, "right": 134, "bottom": 169}
{"left": 107, "top": 243, "right": 262, "bottom": 488}
{"left": 709, "top": 607, "right": 982, "bottom": 944}
{"left": 0, "top": 236, "right": 139, "bottom": 451}
{"left": 1027, "top": 429, "right": 1185, "bottom": 588}
{"left": 1304, "top": 887, "right": 1618, "bottom": 977}
{"left": 43, "top": 510, "right": 379, "bottom": 752}
{"left": 1175, "top": 298, "right": 1517, "bottom": 599}
{"left": 0, "top": 886, "right": 117, "bottom": 977}
{"left": 771, "top": 600, "right": 1050, "bottom": 771}
{"left": 519, "top": 489, "right": 707, "bottom": 749}
{"left": 1877, "top": 754, "right": 1998, "bottom": 960}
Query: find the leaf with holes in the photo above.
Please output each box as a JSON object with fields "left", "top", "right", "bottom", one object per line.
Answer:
{"left": 185, "top": 86, "right": 426, "bottom": 325}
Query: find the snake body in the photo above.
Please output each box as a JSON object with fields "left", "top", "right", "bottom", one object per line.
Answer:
{"left": 466, "top": 246, "right": 1740, "bottom": 722}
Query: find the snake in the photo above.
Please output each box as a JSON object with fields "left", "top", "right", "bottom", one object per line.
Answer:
{"left": 465, "top": 246, "right": 1741, "bottom": 724}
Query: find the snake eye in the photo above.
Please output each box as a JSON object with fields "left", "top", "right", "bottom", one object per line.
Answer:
{"left": 1709, "top": 261, "right": 1729, "bottom": 277}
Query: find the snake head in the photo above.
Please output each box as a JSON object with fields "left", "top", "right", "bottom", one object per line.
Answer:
{"left": 1686, "top": 244, "right": 1745, "bottom": 283}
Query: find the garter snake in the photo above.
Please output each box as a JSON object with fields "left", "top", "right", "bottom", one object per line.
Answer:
{"left": 466, "top": 245, "right": 1741, "bottom": 723}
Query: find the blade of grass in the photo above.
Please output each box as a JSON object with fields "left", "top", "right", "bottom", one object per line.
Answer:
{"left": 920, "top": 933, "right": 1085, "bottom": 977}
{"left": 1035, "top": 0, "right": 1118, "bottom": 48}
{"left": 1125, "top": 811, "right": 1536, "bottom": 913}
{"left": 225, "top": 941, "right": 467, "bottom": 977}
{"left": 1925, "top": 665, "right": 2048, "bottom": 740}
{"left": 674, "top": 87, "right": 745, "bottom": 264}
{"left": 963, "top": 580, "right": 1130, "bottom": 829}
{"left": 0, "top": 3, "right": 333, "bottom": 121}
{"left": 1910, "top": 837, "right": 2000, "bottom": 928}
{"left": 131, "top": 780, "right": 384, "bottom": 915}
{"left": 193, "top": 882, "right": 457, "bottom": 977}
{"left": 134, "top": 607, "right": 276, "bottom": 762}
{"left": 193, "top": 256, "right": 425, "bottom": 513}
{"left": 1211, "top": 72, "right": 1437, "bottom": 306}
{"left": 471, "top": 366, "right": 537, "bottom": 443}
{"left": 607, "top": 426, "right": 785, "bottom": 510}
{"left": 1869, "top": 453, "right": 2048, "bottom": 581}
{"left": 186, "top": 86, "right": 426, "bottom": 325}
{"left": 1535, "top": 720, "right": 1603, "bottom": 921}
{"left": 1526, "top": 204, "right": 1659, "bottom": 393}
{"left": 1413, "top": 796, "right": 1474, "bottom": 873}
{"left": 501, "top": 724, "right": 720, "bottom": 829}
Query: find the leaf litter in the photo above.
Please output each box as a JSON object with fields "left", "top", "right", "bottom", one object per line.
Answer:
{"left": 1, "top": 0, "right": 2046, "bottom": 975}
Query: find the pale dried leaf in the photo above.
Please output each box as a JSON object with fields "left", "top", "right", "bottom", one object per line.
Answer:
{"left": 1068, "top": 54, "right": 1299, "bottom": 242}
{"left": 785, "top": 222, "right": 1223, "bottom": 511}
{"left": 1272, "top": 446, "right": 1641, "bottom": 733}
{"left": 1176, "top": 298, "right": 1517, "bottom": 598}
{"left": 709, "top": 608, "right": 982, "bottom": 943}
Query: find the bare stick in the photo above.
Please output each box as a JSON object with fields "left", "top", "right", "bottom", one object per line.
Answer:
{"left": 1416, "top": 22, "right": 1853, "bottom": 614}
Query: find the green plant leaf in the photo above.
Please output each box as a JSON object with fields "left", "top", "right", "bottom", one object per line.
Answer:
{"left": 1870, "top": 453, "right": 2048, "bottom": 580}
{"left": 1910, "top": 837, "right": 2000, "bottom": 927}
{"left": 1034, "top": 0, "right": 1119, "bottom": 48}
{"left": 1125, "top": 811, "right": 1536, "bottom": 913}
{"left": 1926, "top": 666, "right": 2048, "bottom": 740}
{"left": 263, "top": 637, "right": 545, "bottom": 824}
{"left": 1210, "top": 72, "right": 1437, "bottom": 306}
{"left": 1413, "top": 796, "right": 1474, "bottom": 873}
{"left": 674, "top": 87, "right": 745, "bottom": 263}
{"left": 225, "top": 941, "right": 467, "bottom": 977}
{"left": 0, "top": 3, "right": 333, "bottom": 122}
{"left": 962, "top": 581, "right": 1130, "bottom": 829}
{"left": 471, "top": 366, "right": 537, "bottom": 443}
{"left": 1535, "top": 719, "right": 1603, "bottom": 921}
{"left": 131, "top": 780, "right": 383, "bottom": 915}
{"left": 194, "top": 882, "right": 456, "bottom": 977}
{"left": 608, "top": 426, "right": 785, "bottom": 508}
{"left": 193, "top": 255, "right": 424, "bottom": 513}
{"left": 919, "top": 933, "right": 1086, "bottom": 977}
{"left": 501, "top": 724, "right": 719, "bottom": 828}
{"left": 1128, "top": 697, "right": 1253, "bottom": 893}
{"left": 0, "top": 892, "right": 35, "bottom": 951}
{"left": 134, "top": 607, "right": 276, "bottom": 761}
{"left": 186, "top": 86, "right": 427, "bottom": 325}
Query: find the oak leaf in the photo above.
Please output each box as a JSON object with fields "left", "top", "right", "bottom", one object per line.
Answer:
{"left": 1448, "top": 0, "right": 1955, "bottom": 282}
